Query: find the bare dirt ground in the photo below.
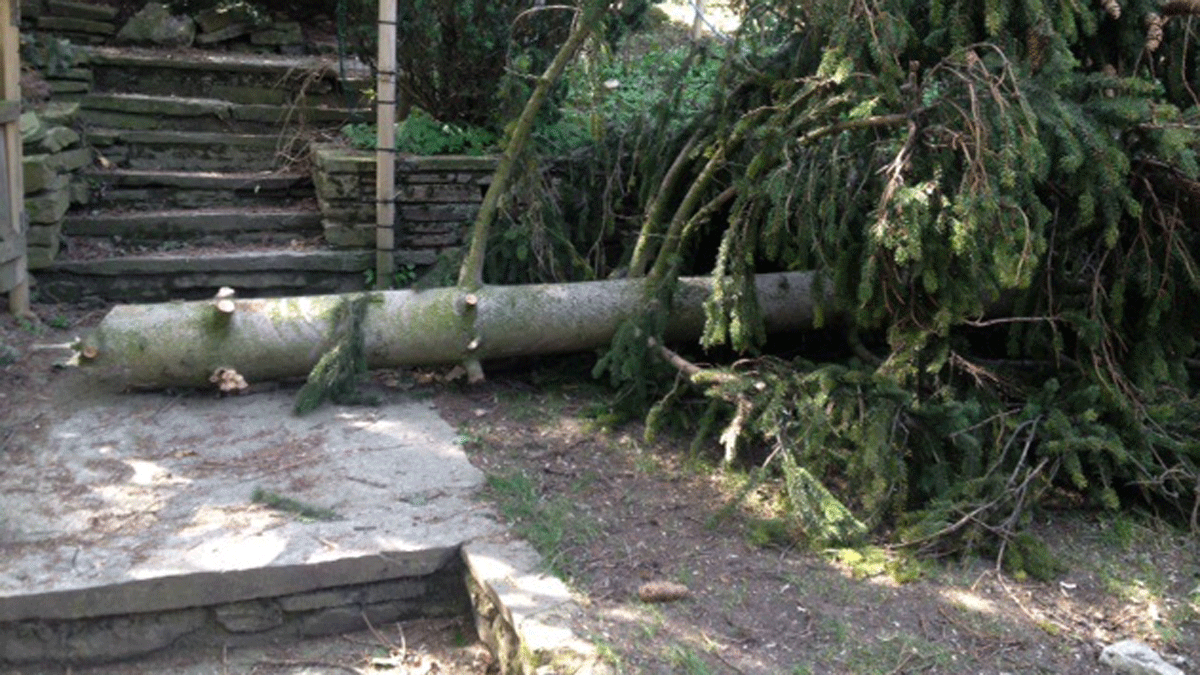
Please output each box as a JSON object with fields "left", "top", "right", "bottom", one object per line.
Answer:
{"left": 3, "top": 303, "right": 1199, "bottom": 674}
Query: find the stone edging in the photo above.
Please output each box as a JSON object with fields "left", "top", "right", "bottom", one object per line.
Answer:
{"left": 465, "top": 537, "right": 615, "bottom": 675}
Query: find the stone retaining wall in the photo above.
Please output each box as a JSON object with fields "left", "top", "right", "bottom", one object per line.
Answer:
{"left": 21, "top": 102, "right": 90, "bottom": 268}
{"left": 312, "top": 143, "right": 497, "bottom": 251}
{"left": 21, "top": 0, "right": 312, "bottom": 54}
{"left": 0, "top": 558, "right": 469, "bottom": 665}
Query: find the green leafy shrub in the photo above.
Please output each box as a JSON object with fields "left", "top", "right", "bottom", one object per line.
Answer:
{"left": 341, "top": 109, "right": 499, "bottom": 155}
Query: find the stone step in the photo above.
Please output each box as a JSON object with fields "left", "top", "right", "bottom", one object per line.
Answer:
{"left": 80, "top": 92, "right": 367, "bottom": 133}
{"left": 63, "top": 207, "right": 323, "bottom": 241}
{"left": 36, "top": 247, "right": 435, "bottom": 303}
{"left": 47, "top": 0, "right": 119, "bottom": 22}
{"left": 84, "top": 168, "right": 314, "bottom": 210}
{"left": 86, "top": 128, "right": 302, "bottom": 172}
{"left": 85, "top": 46, "right": 371, "bottom": 107}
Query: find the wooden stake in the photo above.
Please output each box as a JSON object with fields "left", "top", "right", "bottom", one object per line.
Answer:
{"left": 376, "top": 0, "right": 398, "bottom": 290}
{"left": 1, "top": 0, "right": 29, "bottom": 317}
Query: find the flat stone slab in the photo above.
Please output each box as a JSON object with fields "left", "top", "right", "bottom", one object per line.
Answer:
{"left": 48, "top": 0, "right": 119, "bottom": 22}
{"left": 50, "top": 249, "right": 376, "bottom": 275}
{"left": 63, "top": 208, "right": 322, "bottom": 238}
{"left": 0, "top": 374, "right": 613, "bottom": 671}
{"left": 0, "top": 388, "right": 503, "bottom": 620}
{"left": 85, "top": 45, "right": 367, "bottom": 79}
{"left": 83, "top": 92, "right": 234, "bottom": 118}
{"left": 85, "top": 168, "right": 310, "bottom": 190}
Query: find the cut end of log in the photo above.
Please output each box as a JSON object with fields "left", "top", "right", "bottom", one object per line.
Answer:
{"left": 465, "top": 293, "right": 478, "bottom": 307}
{"left": 209, "top": 367, "right": 249, "bottom": 393}
{"left": 214, "top": 287, "right": 237, "bottom": 314}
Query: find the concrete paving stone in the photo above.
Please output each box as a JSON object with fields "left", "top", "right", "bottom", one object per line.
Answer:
{"left": 0, "top": 391, "right": 498, "bottom": 622}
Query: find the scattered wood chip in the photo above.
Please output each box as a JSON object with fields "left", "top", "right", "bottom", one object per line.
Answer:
{"left": 638, "top": 580, "right": 691, "bottom": 603}
{"left": 209, "top": 367, "right": 248, "bottom": 393}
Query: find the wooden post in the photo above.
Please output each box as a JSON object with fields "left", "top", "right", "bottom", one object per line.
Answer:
{"left": 0, "top": 0, "right": 29, "bottom": 316}
{"left": 691, "top": 0, "right": 705, "bottom": 40}
{"left": 375, "top": 0, "right": 398, "bottom": 290}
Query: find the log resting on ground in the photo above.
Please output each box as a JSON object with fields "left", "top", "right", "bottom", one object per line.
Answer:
{"left": 80, "top": 272, "right": 827, "bottom": 389}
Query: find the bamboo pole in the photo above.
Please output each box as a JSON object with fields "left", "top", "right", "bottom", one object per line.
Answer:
{"left": 1, "top": 0, "right": 29, "bottom": 316}
{"left": 375, "top": 0, "right": 398, "bottom": 289}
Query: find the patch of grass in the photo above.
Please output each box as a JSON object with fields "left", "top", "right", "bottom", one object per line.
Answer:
{"left": 46, "top": 315, "right": 70, "bottom": 330}
{"left": 588, "top": 635, "right": 623, "bottom": 670}
{"left": 630, "top": 448, "right": 660, "bottom": 475}
{"left": 14, "top": 316, "right": 43, "bottom": 335}
{"left": 666, "top": 644, "right": 715, "bottom": 675}
{"left": 251, "top": 487, "right": 340, "bottom": 521}
{"left": 817, "top": 616, "right": 850, "bottom": 643}
{"left": 637, "top": 605, "right": 665, "bottom": 640}
{"left": 1100, "top": 512, "right": 1142, "bottom": 551}
{"left": 838, "top": 633, "right": 954, "bottom": 674}
{"left": 494, "top": 387, "right": 563, "bottom": 423}
{"left": 484, "top": 470, "right": 596, "bottom": 577}
{"left": 455, "top": 426, "right": 488, "bottom": 449}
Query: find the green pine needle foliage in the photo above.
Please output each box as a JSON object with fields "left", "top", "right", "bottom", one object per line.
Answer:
{"left": 605, "top": 0, "right": 1200, "bottom": 569}
{"left": 293, "top": 294, "right": 380, "bottom": 416}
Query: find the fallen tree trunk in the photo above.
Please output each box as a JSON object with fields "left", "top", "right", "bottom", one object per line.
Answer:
{"left": 80, "top": 273, "right": 828, "bottom": 389}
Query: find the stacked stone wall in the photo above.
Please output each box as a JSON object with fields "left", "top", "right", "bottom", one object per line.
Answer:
{"left": 20, "top": 103, "right": 89, "bottom": 268}
{"left": 0, "top": 558, "right": 469, "bottom": 666}
{"left": 313, "top": 143, "right": 497, "bottom": 255}
{"left": 21, "top": 1, "right": 311, "bottom": 54}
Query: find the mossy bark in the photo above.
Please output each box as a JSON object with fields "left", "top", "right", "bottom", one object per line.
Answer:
{"left": 79, "top": 273, "right": 827, "bottom": 389}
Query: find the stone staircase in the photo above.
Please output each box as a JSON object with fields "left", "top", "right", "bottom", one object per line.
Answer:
{"left": 30, "top": 32, "right": 375, "bottom": 303}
